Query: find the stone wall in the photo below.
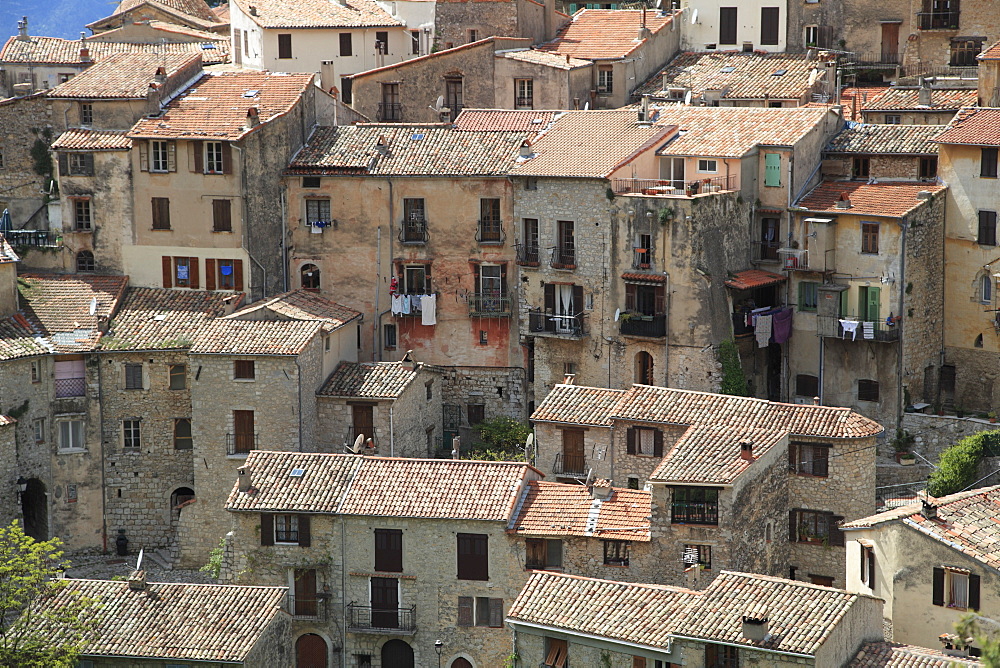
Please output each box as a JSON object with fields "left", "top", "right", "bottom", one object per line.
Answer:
{"left": 244, "top": 613, "right": 294, "bottom": 668}
{"left": 901, "top": 412, "right": 999, "bottom": 464}
{"left": 514, "top": 631, "right": 674, "bottom": 668}
{"left": 531, "top": 420, "right": 613, "bottom": 482}
{"left": 0, "top": 95, "right": 54, "bottom": 231}
{"left": 434, "top": 0, "right": 519, "bottom": 50}
{"left": 943, "top": 347, "right": 1000, "bottom": 415}
{"left": 437, "top": 365, "right": 527, "bottom": 448}
{"left": 0, "top": 420, "right": 17, "bottom": 528}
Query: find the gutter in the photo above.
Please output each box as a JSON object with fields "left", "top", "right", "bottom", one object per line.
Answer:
{"left": 668, "top": 634, "right": 814, "bottom": 660}
{"left": 506, "top": 619, "right": 674, "bottom": 656}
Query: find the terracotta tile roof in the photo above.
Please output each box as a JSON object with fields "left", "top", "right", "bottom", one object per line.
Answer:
{"left": 508, "top": 481, "right": 651, "bottom": 540}
{"left": 610, "top": 384, "right": 883, "bottom": 439}
{"left": 538, "top": 9, "right": 676, "bottom": 60}
{"left": 514, "top": 110, "right": 673, "bottom": 178}
{"left": 979, "top": 40, "right": 1000, "bottom": 60}
{"left": 841, "top": 487, "right": 990, "bottom": 529}
{"left": 651, "top": 105, "right": 833, "bottom": 158}
{"left": 0, "top": 36, "right": 229, "bottom": 66}
{"left": 115, "top": 0, "right": 219, "bottom": 23}
{"left": 51, "top": 129, "right": 132, "bottom": 151}
{"left": 189, "top": 318, "right": 321, "bottom": 355}
{"left": 934, "top": 108, "right": 1000, "bottom": 147}
{"left": 100, "top": 287, "right": 237, "bottom": 351}
{"left": 352, "top": 37, "right": 531, "bottom": 79}
{"left": 508, "top": 571, "right": 696, "bottom": 649}
{"left": 318, "top": 361, "right": 418, "bottom": 399}
{"left": 228, "top": 289, "right": 360, "bottom": 333}
{"left": 850, "top": 642, "right": 983, "bottom": 667}
{"left": 129, "top": 71, "right": 313, "bottom": 140}
{"left": 650, "top": 425, "right": 786, "bottom": 485}
{"left": 621, "top": 272, "right": 667, "bottom": 283}
{"left": 0, "top": 314, "right": 51, "bottom": 361}
{"left": 213, "top": 3, "right": 231, "bottom": 21}
{"left": 0, "top": 415, "right": 15, "bottom": 426}
{"left": 531, "top": 384, "right": 626, "bottom": 426}
{"left": 287, "top": 125, "right": 526, "bottom": 176}
{"left": 678, "top": 571, "right": 872, "bottom": 655}
{"left": 724, "top": 269, "right": 786, "bottom": 290}
{"left": 797, "top": 180, "right": 946, "bottom": 218}
{"left": 0, "top": 236, "right": 19, "bottom": 263}
{"left": 453, "top": 109, "right": 560, "bottom": 132}
{"left": 33, "top": 579, "right": 285, "bottom": 662}
{"left": 634, "top": 51, "right": 830, "bottom": 102}
{"left": 501, "top": 49, "right": 591, "bottom": 70}
{"left": 226, "top": 451, "right": 539, "bottom": 521}
{"left": 826, "top": 123, "right": 946, "bottom": 155}
{"left": 47, "top": 52, "right": 202, "bottom": 99}
{"left": 862, "top": 87, "right": 977, "bottom": 111}
{"left": 89, "top": 20, "right": 227, "bottom": 42}
{"left": 18, "top": 274, "right": 128, "bottom": 352}
{"left": 840, "top": 87, "right": 889, "bottom": 121}
{"left": 232, "top": 0, "right": 400, "bottom": 29}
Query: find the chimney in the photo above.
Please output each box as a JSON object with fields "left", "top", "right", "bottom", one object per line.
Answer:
{"left": 249, "top": 4, "right": 258, "bottom": 15}
{"left": 376, "top": 134, "right": 389, "bottom": 155}
{"left": 562, "top": 373, "right": 576, "bottom": 385}
{"left": 639, "top": 94, "right": 651, "bottom": 124}
{"left": 917, "top": 190, "right": 932, "bottom": 200}
{"left": 590, "top": 479, "right": 613, "bottom": 500}
{"left": 813, "top": 396, "right": 820, "bottom": 405}
{"left": 245, "top": 106, "right": 260, "bottom": 129}
{"left": 918, "top": 78, "right": 932, "bottom": 106}
{"left": 16, "top": 17, "right": 28, "bottom": 41}
{"left": 127, "top": 570, "right": 147, "bottom": 591}
{"left": 519, "top": 140, "right": 533, "bottom": 159}
{"left": 80, "top": 45, "right": 91, "bottom": 63}
{"left": 451, "top": 435, "right": 461, "bottom": 459}
{"left": 835, "top": 192, "right": 852, "bottom": 209}
{"left": 222, "top": 293, "right": 242, "bottom": 315}
{"left": 237, "top": 466, "right": 253, "bottom": 493}
{"left": 662, "top": 71, "right": 669, "bottom": 92}
{"left": 400, "top": 349, "right": 417, "bottom": 372}
{"left": 742, "top": 614, "right": 769, "bottom": 642}
{"left": 921, "top": 498, "right": 937, "bottom": 520}
{"left": 154, "top": 66, "right": 167, "bottom": 84}
{"left": 739, "top": 440, "right": 754, "bottom": 461}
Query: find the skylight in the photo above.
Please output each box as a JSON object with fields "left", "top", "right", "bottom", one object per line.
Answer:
{"left": 411, "top": 133, "right": 425, "bottom": 140}
{"left": 290, "top": 468, "right": 305, "bottom": 477}
{"left": 720, "top": 66, "right": 735, "bottom": 73}
{"left": 243, "top": 90, "right": 260, "bottom": 98}
{"left": 772, "top": 69, "right": 787, "bottom": 77}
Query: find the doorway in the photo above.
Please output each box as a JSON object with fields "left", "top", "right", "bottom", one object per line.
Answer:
{"left": 381, "top": 639, "right": 414, "bottom": 668}
{"left": 21, "top": 478, "right": 47, "bottom": 541}
{"left": 880, "top": 23, "right": 899, "bottom": 63}
{"left": 295, "top": 634, "right": 328, "bottom": 668}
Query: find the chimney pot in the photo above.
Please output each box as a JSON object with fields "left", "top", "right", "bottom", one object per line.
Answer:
{"left": 921, "top": 498, "right": 937, "bottom": 519}
{"left": 562, "top": 373, "right": 576, "bottom": 385}
{"left": 237, "top": 466, "right": 253, "bottom": 493}
{"left": 127, "top": 570, "right": 147, "bottom": 591}
{"left": 813, "top": 396, "right": 820, "bottom": 405}
{"left": 739, "top": 440, "right": 754, "bottom": 461}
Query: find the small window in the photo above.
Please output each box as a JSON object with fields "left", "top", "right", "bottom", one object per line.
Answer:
{"left": 467, "top": 404, "right": 485, "bottom": 426}
{"left": 884, "top": 114, "right": 902, "bottom": 125}
{"left": 124, "top": 363, "right": 143, "bottom": 390}
{"left": 790, "top": 443, "right": 829, "bottom": 477}
{"left": 277, "top": 33, "right": 292, "bottom": 59}
{"left": 671, "top": 487, "right": 719, "bottom": 525}
{"left": 468, "top": 29, "right": 479, "bottom": 43}
{"left": 150, "top": 140, "right": 170, "bottom": 172}
{"left": 858, "top": 379, "right": 879, "bottom": 402}
{"left": 627, "top": 476, "right": 639, "bottom": 490}
{"left": 384, "top": 323, "right": 397, "bottom": 349}
{"left": 174, "top": 257, "right": 192, "bottom": 287}
{"left": 205, "top": 142, "right": 224, "bottom": 174}
{"left": 57, "top": 419, "right": 85, "bottom": 451}
{"left": 76, "top": 251, "right": 95, "bottom": 272}
{"left": 795, "top": 374, "right": 819, "bottom": 397}
{"left": 33, "top": 418, "right": 45, "bottom": 443}
{"left": 305, "top": 199, "right": 331, "bottom": 227}
{"left": 597, "top": 66, "right": 613, "bottom": 94}
{"left": 792, "top": 509, "right": 843, "bottom": 545}
{"left": 73, "top": 198, "right": 92, "bottom": 230}
{"left": 355, "top": 656, "right": 373, "bottom": 668}
{"left": 525, "top": 538, "right": 563, "bottom": 569}
{"left": 809, "top": 574, "right": 835, "bottom": 587}
{"left": 410, "top": 30, "right": 420, "bottom": 54}
{"left": 152, "top": 197, "right": 171, "bottom": 230}
{"left": 68, "top": 153, "right": 93, "bottom": 176}
{"left": 920, "top": 156, "right": 937, "bottom": 179}
{"left": 852, "top": 157, "right": 870, "bottom": 179}
{"left": 275, "top": 514, "right": 299, "bottom": 543}
{"left": 950, "top": 38, "right": 984, "bottom": 67}
{"left": 682, "top": 544, "right": 712, "bottom": 570}
{"left": 123, "top": 419, "right": 141, "bottom": 450}
{"left": 339, "top": 32, "right": 352, "bottom": 57}
{"left": 804, "top": 25, "right": 819, "bottom": 46}
{"left": 169, "top": 364, "right": 186, "bottom": 390}
{"left": 798, "top": 281, "right": 818, "bottom": 312}
{"left": 982, "top": 147, "right": 999, "bottom": 179}
{"left": 425, "top": 381, "right": 433, "bottom": 400}
{"left": 603, "top": 540, "right": 630, "bottom": 566}
{"left": 302, "top": 176, "right": 321, "bottom": 189}
{"left": 978, "top": 211, "right": 997, "bottom": 246}
{"left": 479, "top": 330, "right": 488, "bottom": 345}
{"left": 375, "top": 31, "right": 389, "bottom": 54}
{"left": 982, "top": 275, "right": 993, "bottom": 305}
{"left": 544, "top": 639, "right": 568, "bottom": 668}
{"left": 30, "top": 360, "right": 41, "bottom": 383}
{"left": 861, "top": 223, "right": 879, "bottom": 254}
{"left": 212, "top": 199, "right": 232, "bottom": 232}
{"left": 934, "top": 566, "right": 978, "bottom": 609}
{"left": 698, "top": 159, "right": 718, "bottom": 173}
{"left": 217, "top": 260, "right": 236, "bottom": 290}
{"left": 234, "top": 360, "right": 255, "bottom": 380}
{"left": 173, "top": 418, "right": 193, "bottom": 449}
{"left": 515, "top": 78, "right": 533, "bottom": 109}
{"left": 860, "top": 543, "right": 875, "bottom": 588}
{"left": 457, "top": 533, "right": 488, "bottom": 580}
{"left": 80, "top": 102, "right": 93, "bottom": 126}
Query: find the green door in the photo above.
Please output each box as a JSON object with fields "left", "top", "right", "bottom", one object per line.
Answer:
{"left": 860, "top": 286, "right": 880, "bottom": 321}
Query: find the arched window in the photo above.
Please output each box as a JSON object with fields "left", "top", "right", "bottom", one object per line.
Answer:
{"left": 76, "top": 251, "right": 95, "bottom": 272}
{"left": 982, "top": 274, "right": 993, "bottom": 304}
{"left": 975, "top": 333, "right": 984, "bottom": 348}
{"left": 634, "top": 351, "right": 654, "bottom": 385}
{"left": 451, "top": 659, "right": 474, "bottom": 668}
{"left": 301, "top": 264, "right": 320, "bottom": 290}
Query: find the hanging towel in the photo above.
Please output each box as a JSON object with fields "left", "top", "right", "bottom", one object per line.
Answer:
{"left": 863, "top": 321, "right": 875, "bottom": 339}
{"left": 772, "top": 308, "right": 793, "bottom": 344}
{"left": 391, "top": 294, "right": 403, "bottom": 315}
{"left": 401, "top": 295, "right": 411, "bottom": 315}
{"left": 421, "top": 294, "right": 437, "bottom": 326}
{"left": 411, "top": 295, "right": 422, "bottom": 311}
{"left": 755, "top": 314, "right": 772, "bottom": 348}
{"left": 840, "top": 319, "right": 859, "bottom": 341}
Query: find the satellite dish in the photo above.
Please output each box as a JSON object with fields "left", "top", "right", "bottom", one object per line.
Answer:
{"left": 583, "top": 101, "right": 590, "bottom": 110}
{"left": 684, "top": 90, "right": 692, "bottom": 105}
{"left": 525, "top": 433, "right": 534, "bottom": 449}
{"left": 655, "top": 0, "right": 663, "bottom": 7}
{"left": 351, "top": 434, "right": 364, "bottom": 454}
{"left": 614, "top": 308, "right": 621, "bottom": 322}
{"left": 89, "top": 297, "right": 97, "bottom": 316}
{"left": 691, "top": 8, "right": 698, "bottom": 23}
{"left": 428, "top": 95, "right": 446, "bottom": 112}
{"left": 136, "top": 548, "right": 144, "bottom": 572}
{"left": 584, "top": 469, "right": 594, "bottom": 487}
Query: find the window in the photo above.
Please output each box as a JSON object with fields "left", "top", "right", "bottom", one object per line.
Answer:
{"left": 300, "top": 263, "right": 320, "bottom": 290}
{"left": 626, "top": 426, "right": 663, "bottom": 456}
{"left": 150, "top": 140, "right": 170, "bottom": 172}
{"left": 978, "top": 211, "right": 997, "bottom": 246}
{"left": 603, "top": 540, "right": 630, "bottom": 566}
{"left": 169, "top": 364, "right": 186, "bottom": 390}
{"left": 544, "top": 638, "right": 568, "bottom": 668}
{"left": 215, "top": 259, "right": 237, "bottom": 290}
{"left": 982, "top": 274, "right": 993, "bottom": 304}
{"left": 172, "top": 257, "right": 196, "bottom": 288}
{"left": 72, "top": 198, "right": 92, "bottom": 230}
{"left": 384, "top": 323, "right": 397, "bottom": 349}
{"left": 410, "top": 30, "right": 420, "bottom": 54}
{"left": 212, "top": 199, "right": 232, "bottom": 232}
{"left": 57, "top": 419, "right": 85, "bottom": 451}
{"left": 467, "top": 29, "right": 479, "bottom": 42}
{"left": 791, "top": 509, "right": 844, "bottom": 545}
{"left": 124, "top": 363, "right": 143, "bottom": 389}
{"left": 719, "top": 6, "right": 738, "bottom": 44}
{"left": 810, "top": 574, "right": 834, "bottom": 587}
{"left": 698, "top": 159, "right": 718, "bottom": 173}
{"left": 355, "top": 655, "right": 373, "bottom": 668}
{"left": 173, "top": 418, "right": 192, "bottom": 449}
{"left": 861, "top": 222, "right": 879, "bottom": 254}
{"left": 31, "top": 360, "right": 41, "bottom": 383}
{"left": 798, "top": 281, "right": 818, "bottom": 311}
{"left": 760, "top": 6, "right": 779, "bottom": 45}
{"left": 933, "top": 567, "right": 979, "bottom": 609}
{"left": 982, "top": 147, "right": 998, "bottom": 178}
{"left": 556, "top": 220, "right": 575, "bottom": 265}
{"left": 339, "top": 32, "right": 352, "bottom": 56}
{"left": 275, "top": 514, "right": 299, "bottom": 543}
{"left": 951, "top": 38, "right": 984, "bottom": 66}
{"left": 341, "top": 76, "right": 353, "bottom": 105}
{"left": 302, "top": 176, "right": 320, "bottom": 189}
{"left": 375, "top": 529, "right": 403, "bottom": 572}
{"left": 597, "top": 66, "right": 613, "bottom": 94}
{"left": 671, "top": 487, "right": 719, "bottom": 525}
{"left": 293, "top": 568, "right": 318, "bottom": 617}
{"left": 804, "top": 25, "right": 819, "bottom": 46}
{"left": 68, "top": 152, "right": 94, "bottom": 176}
{"left": 375, "top": 31, "right": 388, "bottom": 54}
{"left": 203, "top": 141, "right": 224, "bottom": 174}
{"left": 234, "top": 360, "right": 255, "bottom": 380}
{"left": 278, "top": 33, "right": 292, "bottom": 59}
{"left": 123, "top": 419, "right": 141, "bottom": 450}
{"left": 152, "top": 197, "right": 170, "bottom": 229}
{"left": 858, "top": 379, "right": 880, "bottom": 402}
{"left": 789, "top": 443, "right": 829, "bottom": 476}
{"left": 627, "top": 477, "right": 639, "bottom": 490}
{"left": 884, "top": 114, "right": 902, "bottom": 124}
{"left": 457, "top": 533, "right": 488, "bottom": 580}
{"left": 920, "top": 156, "right": 938, "bottom": 178}
{"left": 76, "top": 251, "right": 95, "bottom": 272}
{"left": 852, "top": 156, "right": 870, "bottom": 179}
{"left": 478, "top": 198, "right": 502, "bottom": 243}
{"left": 525, "top": 538, "right": 563, "bottom": 569}
{"left": 795, "top": 374, "right": 818, "bottom": 397}
{"left": 515, "top": 78, "right": 533, "bottom": 109}
{"left": 683, "top": 544, "right": 712, "bottom": 570}
{"left": 305, "top": 199, "right": 331, "bottom": 227}
{"left": 860, "top": 543, "right": 875, "bottom": 588}
{"left": 33, "top": 418, "right": 44, "bottom": 443}
{"left": 467, "top": 403, "right": 485, "bottom": 426}
{"left": 379, "top": 83, "right": 401, "bottom": 121}
{"left": 764, "top": 152, "right": 781, "bottom": 186}
{"left": 80, "top": 102, "right": 93, "bottom": 126}
{"left": 425, "top": 381, "right": 433, "bottom": 400}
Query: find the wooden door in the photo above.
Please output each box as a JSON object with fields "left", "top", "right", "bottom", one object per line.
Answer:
{"left": 233, "top": 410, "right": 254, "bottom": 453}
{"left": 381, "top": 640, "right": 414, "bottom": 668}
{"left": 446, "top": 78, "right": 463, "bottom": 121}
{"left": 881, "top": 23, "right": 899, "bottom": 62}
{"left": 352, "top": 404, "right": 374, "bottom": 442}
{"left": 562, "top": 429, "right": 585, "bottom": 474}
{"left": 294, "top": 569, "right": 317, "bottom": 617}
{"left": 295, "top": 634, "right": 327, "bottom": 668}
{"left": 371, "top": 577, "right": 399, "bottom": 628}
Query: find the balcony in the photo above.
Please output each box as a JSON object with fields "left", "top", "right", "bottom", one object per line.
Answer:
{"left": 468, "top": 294, "right": 511, "bottom": 317}
{"left": 752, "top": 241, "right": 782, "bottom": 263}
{"left": 553, "top": 452, "right": 587, "bottom": 476}
{"left": 612, "top": 174, "right": 738, "bottom": 197}
{"left": 817, "top": 315, "right": 901, "bottom": 342}
{"left": 55, "top": 377, "right": 86, "bottom": 398}
{"left": 619, "top": 313, "right": 666, "bottom": 338}
{"left": 515, "top": 243, "right": 540, "bottom": 266}
{"left": 4, "top": 230, "right": 60, "bottom": 247}
{"left": 288, "top": 593, "right": 328, "bottom": 620}
{"left": 476, "top": 220, "right": 505, "bottom": 245}
{"left": 550, "top": 246, "right": 575, "bottom": 269}
{"left": 846, "top": 51, "right": 903, "bottom": 66}
{"left": 528, "top": 309, "right": 584, "bottom": 337}
{"left": 377, "top": 102, "right": 403, "bottom": 121}
{"left": 347, "top": 604, "right": 416, "bottom": 635}
{"left": 777, "top": 248, "right": 809, "bottom": 271}
{"left": 633, "top": 248, "right": 653, "bottom": 269}
{"left": 671, "top": 501, "right": 719, "bottom": 525}
{"left": 226, "top": 433, "right": 259, "bottom": 456}
{"left": 918, "top": 10, "right": 959, "bottom": 30}
{"left": 398, "top": 218, "right": 428, "bottom": 244}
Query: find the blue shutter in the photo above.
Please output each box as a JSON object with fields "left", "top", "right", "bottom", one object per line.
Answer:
{"left": 765, "top": 153, "right": 781, "bottom": 187}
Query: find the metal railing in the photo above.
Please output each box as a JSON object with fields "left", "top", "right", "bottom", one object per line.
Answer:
{"left": 515, "top": 243, "right": 540, "bottom": 265}
{"left": 817, "top": 315, "right": 901, "bottom": 342}
{"left": 633, "top": 248, "right": 653, "bottom": 269}
{"left": 671, "top": 501, "right": 719, "bottom": 525}
{"left": 468, "top": 294, "right": 511, "bottom": 317}
{"left": 550, "top": 246, "right": 575, "bottom": 267}
{"left": 398, "top": 218, "right": 428, "bottom": 244}
{"left": 226, "top": 433, "right": 259, "bottom": 455}
{"left": 55, "top": 377, "right": 86, "bottom": 398}
{"left": 288, "top": 593, "right": 327, "bottom": 619}
{"left": 377, "top": 102, "right": 403, "bottom": 121}
{"left": 918, "top": 10, "right": 960, "bottom": 30}
{"left": 613, "top": 174, "right": 738, "bottom": 196}
{"left": 553, "top": 452, "right": 587, "bottom": 476}
{"left": 528, "top": 310, "right": 584, "bottom": 337}
{"left": 778, "top": 248, "right": 809, "bottom": 270}
{"left": 847, "top": 51, "right": 903, "bottom": 66}
{"left": 619, "top": 313, "right": 666, "bottom": 338}
{"left": 515, "top": 96, "right": 533, "bottom": 108}
{"left": 4, "top": 230, "right": 60, "bottom": 247}
{"left": 347, "top": 604, "right": 416, "bottom": 633}
{"left": 752, "top": 240, "right": 781, "bottom": 262}
{"left": 476, "top": 220, "right": 504, "bottom": 244}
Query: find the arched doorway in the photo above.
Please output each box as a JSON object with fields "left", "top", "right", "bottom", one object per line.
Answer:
{"left": 21, "top": 478, "right": 47, "bottom": 541}
{"left": 301, "top": 264, "right": 320, "bottom": 290}
{"left": 381, "top": 639, "right": 414, "bottom": 668}
{"left": 170, "top": 487, "right": 195, "bottom": 521}
{"left": 451, "top": 659, "right": 473, "bottom": 668}
{"left": 634, "top": 351, "right": 654, "bottom": 385}
{"left": 295, "top": 633, "right": 328, "bottom": 668}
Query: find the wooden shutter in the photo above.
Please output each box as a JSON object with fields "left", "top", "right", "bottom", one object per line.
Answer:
{"left": 573, "top": 285, "right": 584, "bottom": 314}
{"left": 192, "top": 140, "right": 203, "bottom": 173}
{"left": 222, "top": 143, "right": 232, "bottom": 174}
{"left": 473, "top": 264, "right": 480, "bottom": 296}
{"left": 814, "top": 446, "right": 829, "bottom": 477}
{"left": 189, "top": 257, "right": 200, "bottom": 289}
{"left": 526, "top": 538, "right": 544, "bottom": 567}
{"left": 868, "top": 548, "right": 876, "bottom": 590}
{"left": 655, "top": 286, "right": 665, "bottom": 314}
{"left": 58, "top": 153, "right": 68, "bottom": 176}
{"left": 162, "top": 256, "right": 172, "bottom": 288}
{"left": 500, "top": 263, "right": 508, "bottom": 296}
{"left": 788, "top": 443, "right": 798, "bottom": 471}
{"left": 719, "top": 6, "right": 738, "bottom": 44}
{"left": 932, "top": 567, "right": 945, "bottom": 606}
{"left": 82, "top": 153, "right": 94, "bottom": 176}
{"left": 260, "top": 513, "right": 274, "bottom": 546}
{"left": 817, "top": 25, "right": 833, "bottom": 48}
{"left": 765, "top": 153, "right": 781, "bottom": 187}
{"left": 298, "top": 514, "right": 311, "bottom": 547}
{"left": 653, "top": 429, "right": 663, "bottom": 457}
{"left": 543, "top": 283, "right": 556, "bottom": 332}
{"left": 968, "top": 573, "right": 981, "bottom": 610}
{"left": 829, "top": 515, "right": 844, "bottom": 546}
{"left": 457, "top": 596, "right": 473, "bottom": 626}
{"left": 376, "top": 529, "right": 403, "bottom": 572}
{"left": 205, "top": 259, "right": 216, "bottom": 291}
{"left": 626, "top": 427, "right": 636, "bottom": 455}
{"left": 760, "top": 7, "right": 779, "bottom": 45}
{"left": 789, "top": 509, "right": 798, "bottom": 542}
{"left": 858, "top": 542, "right": 865, "bottom": 580}
{"left": 166, "top": 141, "right": 176, "bottom": 172}
{"left": 489, "top": 598, "right": 503, "bottom": 627}
{"left": 866, "top": 286, "right": 880, "bottom": 322}
{"left": 625, "top": 283, "right": 636, "bottom": 311}
{"left": 233, "top": 259, "right": 244, "bottom": 292}
{"left": 213, "top": 199, "right": 232, "bottom": 232}
{"left": 139, "top": 141, "right": 149, "bottom": 171}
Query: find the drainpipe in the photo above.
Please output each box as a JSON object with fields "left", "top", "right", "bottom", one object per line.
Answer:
{"left": 374, "top": 225, "right": 382, "bottom": 361}
{"left": 233, "top": 145, "right": 267, "bottom": 299}
{"left": 280, "top": 185, "right": 288, "bottom": 292}
{"left": 896, "top": 219, "right": 908, "bottom": 433}
{"left": 609, "top": 423, "right": 616, "bottom": 485}
{"left": 97, "top": 356, "right": 108, "bottom": 553}
{"left": 389, "top": 403, "right": 395, "bottom": 456}
{"left": 784, "top": 153, "right": 794, "bottom": 401}
{"left": 340, "top": 513, "right": 347, "bottom": 668}
{"left": 295, "top": 358, "right": 304, "bottom": 451}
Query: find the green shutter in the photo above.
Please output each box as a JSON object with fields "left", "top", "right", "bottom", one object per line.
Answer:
{"left": 765, "top": 153, "right": 781, "bottom": 187}
{"left": 866, "top": 286, "right": 880, "bottom": 321}
{"left": 840, "top": 289, "right": 848, "bottom": 317}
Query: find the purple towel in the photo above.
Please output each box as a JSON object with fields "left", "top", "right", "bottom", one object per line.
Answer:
{"left": 772, "top": 308, "right": 793, "bottom": 344}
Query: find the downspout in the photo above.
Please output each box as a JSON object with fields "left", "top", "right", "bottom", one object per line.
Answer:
{"left": 784, "top": 153, "right": 794, "bottom": 401}
{"left": 376, "top": 177, "right": 395, "bottom": 361}
{"left": 97, "top": 356, "right": 108, "bottom": 553}
{"left": 896, "top": 218, "right": 908, "bottom": 432}
{"left": 389, "top": 403, "right": 395, "bottom": 456}
{"left": 340, "top": 514, "right": 347, "bottom": 668}
{"left": 609, "top": 423, "right": 616, "bottom": 485}
{"left": 280, "top": 185, "right": 288, "bottom": 292}
{"left": 295, "top": 358, "right": 304, "bottom": 451}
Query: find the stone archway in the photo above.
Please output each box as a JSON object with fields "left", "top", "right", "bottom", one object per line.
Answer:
{"left": 295, "top": 633, "right": 327, "bottom": 668}
{"left": 381, "top": 639, "right": 414, "bottom": 668}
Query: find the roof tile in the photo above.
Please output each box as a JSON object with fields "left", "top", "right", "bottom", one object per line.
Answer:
{"left": 508, "top": 481, "right": 651, "bottom": 540}
{"left": 229, "top": 289, "right": 360, "bottom": 333}
{"left": 318, "top": 361, "right": 418, "bottom": 399}
{"left": 232, "top": 0, "right": 400, "bottom": 29}
{"left": 189, "top": 318, "right": 321, "bottom": 355}
{"left": 530, "top": 385, "right": 626, "bottom": 426}
{"left": 454, "top": 109, "right": 560, "bottom": 132}
{"left": 51, "top": 129, "right": 132, "bottom": 151}
{"left": 862, "top": 87, "right": 977, "bottom": 111}
{"left": 724, "top": 269, "right": 786, "bottom": 290}
{"left": 539, "top": 9, "right": 676, "bottom": 60}
{"left": 0, "top": 35, "right": 228, "bottom": 66}
{"left": 826, "top": 123, "right": 946, "bottom": 155}
{"left": 650, "top": 425, "right": 787, "bottom": 484}
{"left": 47, "top": 51, "right": 201, "bottom": 99}
{"left": 18, "top": 274, "right": 129, "bottom": 352}
{"left": 849, "top": 641, "right": 982, "bottom": 667}
{"left": 797, "top": 180, "right": 946, "bottom": 217}
{"left": 101, "top": 287, "right": 238, "bottom": 351}
{"left": 934, "top": 107, "right": 1000, "bottom": 147}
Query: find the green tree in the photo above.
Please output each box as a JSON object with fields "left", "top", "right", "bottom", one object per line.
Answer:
{"left": 466, "top": 416, "right": 532, "bottom": 462}
{"left": 926, "top": 431, "right": 1000, "bottom": 497}
{"left": 718, "top": 339, "right": 750, "bottom": 397}
{"left": 956, "top": 614, "right": 1000, "bottom": 666}
{"left": 0, "top": 521, "right": 98, "bottom": 667}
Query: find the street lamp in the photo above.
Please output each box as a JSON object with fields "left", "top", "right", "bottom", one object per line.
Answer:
{"left": 434, "top": 639, "right": 443, "bottom": 668}
{"left": 16, "top": 476, "right": 27, "bottom": 503}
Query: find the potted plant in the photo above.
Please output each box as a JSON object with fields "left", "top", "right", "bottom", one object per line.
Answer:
{"left": 892, "top": 429, "right": 915, "bottom": 463}
{"left": 899, "top": 452, "right": 916, "bottom": 466}
{"left": 990, "top": 412, "right": 997, "bottom": 424}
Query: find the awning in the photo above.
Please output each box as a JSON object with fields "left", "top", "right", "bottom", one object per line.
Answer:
{"left": 725, "top": 269, "right": 787, "bottom": 291}
{"left": 803, "top": 217, "right": 835, "bottom": 223}
{"left": 621, "top": 272, "right": 667, "bottom": 284}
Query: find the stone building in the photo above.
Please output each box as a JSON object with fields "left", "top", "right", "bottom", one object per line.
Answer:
{"left": 223, "top": 451, "right": 545, "bottom": 668}
{"left": 87, "top": 0, "right": 230, "bottom": 35}
{"left": 858, "top": 86, "right": 979, "bottom": 125}
{"left": 822, "top": 123, "right": 945, "bottom": 183}
{"left": 979, "top": 41, "right": 1000, "bottom": 106}
{"left": 531, "top": 382, "right": 882, "bottom": 588}
{"left": 0, "top": 93, "right": 55, "bottom": 237}
{"left": 934, "top": 108, "right": 1000, "bottom": 414}
{"left": 433, "top": 0, "right": 564, "bottom": 50}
